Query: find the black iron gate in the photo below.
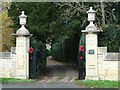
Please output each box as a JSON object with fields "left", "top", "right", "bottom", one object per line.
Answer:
{"left": 29, "top": 40, "right": 46, "bottom": 79}
{"left": 78, "top": 33, "right": 86, "bottom": 80}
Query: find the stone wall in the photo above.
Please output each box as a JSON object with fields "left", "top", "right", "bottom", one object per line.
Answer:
{"left": 0, "top": 53, "right": 16, "bottom": 78}
{"left": 0, "top": 47, "right": 119, "bottom": 81}
{"left": 97, "top": 47, "right": 120, "bottom": 81}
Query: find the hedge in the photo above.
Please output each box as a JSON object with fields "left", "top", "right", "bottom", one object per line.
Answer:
{"left": 51, "top": 36, "right": 80, "bottom": 64}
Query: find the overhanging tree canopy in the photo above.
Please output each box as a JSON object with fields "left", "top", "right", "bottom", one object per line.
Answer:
{"left": 8, "top": 2, "right": 119, "bottom": 46}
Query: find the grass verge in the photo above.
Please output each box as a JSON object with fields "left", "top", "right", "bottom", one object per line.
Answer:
{"left": 0, "top": 78, "right": 35, "bottom": 83}
{"left": 75, "top": 80, "right": 119, "bottom": 88}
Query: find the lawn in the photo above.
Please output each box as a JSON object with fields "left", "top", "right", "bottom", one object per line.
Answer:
{"left": 75, "top": 80, "right": 119, "bottom": 88}
{"left": 0, "top": 78, "right": 34, "bottom": 83}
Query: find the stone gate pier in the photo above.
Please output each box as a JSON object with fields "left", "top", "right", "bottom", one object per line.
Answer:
{"left": 13, "top": 11, "right": 32, "bottom": 79}
{"left": 82, "top": 7, "right": 119, "bottom": 81}
{"left": 0, "top": 11, "right": 32, "bottom": 79}
{"left": 82, "top": 7, "right": 101, "bottom": 80}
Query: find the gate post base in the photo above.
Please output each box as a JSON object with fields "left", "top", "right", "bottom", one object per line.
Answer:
{"left": 85, "top": 75, "right": 99, "bottom": 80}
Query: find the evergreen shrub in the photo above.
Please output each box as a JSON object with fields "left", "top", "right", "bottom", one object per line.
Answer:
{"left": 98, "top": 24, "right": 120, "bottom": 52}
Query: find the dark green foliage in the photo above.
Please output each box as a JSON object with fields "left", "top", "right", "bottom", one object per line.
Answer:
{"left": 29, "top": 38, "right": 47, "bottom": 79}
{"left": 8, "top": 2, "right": 61, "bottom": 44}
{"left": 51, "top": 36, "right": 79, "bottom": 64}
{"left": 98, "top": 24, "right": 120, "bottom": 52}
{"left": 8, "top": 2, "right": 119, "bottom": 44}
{"left": 63, "top": 38, "right": 77, "bottom": 63}
{"left": 51, "top": 43, "right": 59, "bottom": 60}
{"left": 115, "top": 2, "right": 120, "bottom": 24}
{"left": 46, "top": 49, "right": 52, "bottom": 57}
{"left": 51, "top": 38, "right": 64, "bottom": 62}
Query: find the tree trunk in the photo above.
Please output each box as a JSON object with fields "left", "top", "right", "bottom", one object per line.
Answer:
{"left": 100, "top": 1, "right": 105, "bottom": 27}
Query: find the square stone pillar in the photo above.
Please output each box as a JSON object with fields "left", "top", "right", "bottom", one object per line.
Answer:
{"left": 15, "top": 36, "right": 30, "bottom": 79}
{"left": 13, "top": 11, "right": 32, "bottom": 79}
{"left": 85, "top": 33, "right": 98, "bottom": 80}
{"left": 82, "top": 7, "right": 102, "bottom": 80}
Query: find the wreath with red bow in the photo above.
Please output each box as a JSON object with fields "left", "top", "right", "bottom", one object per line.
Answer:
{"left": 29, "top": 47, "right": 34, "bottom": 54}
{"left": 79, "top": 46, "right": 84, "bottom": 60}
